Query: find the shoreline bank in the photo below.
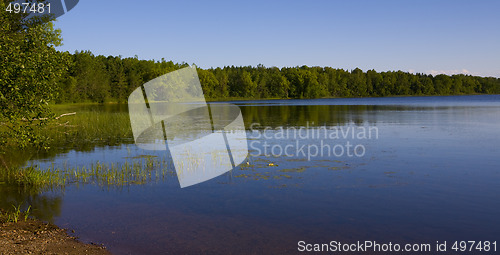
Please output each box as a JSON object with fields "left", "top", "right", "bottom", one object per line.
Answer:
{"left": 0, "top": 212, "right": 109, "bottom": 255}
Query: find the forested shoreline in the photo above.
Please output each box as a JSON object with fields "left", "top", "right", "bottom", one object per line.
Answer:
{"left": 56, "top": 51, "right": 500, "bottom": 103}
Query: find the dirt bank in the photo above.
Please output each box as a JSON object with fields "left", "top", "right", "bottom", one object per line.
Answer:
{"left": 0, "top": 212, "right": 109, "bottom": 255}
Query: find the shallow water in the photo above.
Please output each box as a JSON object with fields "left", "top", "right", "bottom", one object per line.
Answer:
{"left": 9, "top": 95, "right": 500, "bottom": 254}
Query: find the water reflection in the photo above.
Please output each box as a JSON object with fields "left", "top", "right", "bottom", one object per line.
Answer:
{"left": 240, "top": 104, "right": 498, "bottom": 128}
{"left": 0, "top": 183, "right": 63, "bottom": 222}
{"left": 2, "top": 95, "right": 500, "bottom": 254}
{"left": 11, "top": 100, "right": 496, "bottom": 168}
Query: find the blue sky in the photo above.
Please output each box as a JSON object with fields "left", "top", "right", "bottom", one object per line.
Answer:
{"left": 55, "top": 0, "right": 500, "bottom": 77}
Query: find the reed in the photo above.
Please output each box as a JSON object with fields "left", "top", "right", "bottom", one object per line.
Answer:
{"left": 0, "top": 156, "right": 175, "bottom": 193}
{"left": 0, "top": 204, "right": 31, "bottom": 223}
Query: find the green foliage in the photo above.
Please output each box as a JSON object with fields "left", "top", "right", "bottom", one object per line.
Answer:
{"left": 49, "top": 53, "right": 500, "bottom": 104}
{"left": 198, "top": 69, "right": 219, "bottom": 99}
{"left": 0, "top": 0, "right": 69, "bottom": 150}
{"left": 54, "top": 52, "right": 185, "bottom": 104}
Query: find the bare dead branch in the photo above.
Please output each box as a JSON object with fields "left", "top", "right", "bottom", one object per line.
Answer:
{"left": 22, "top": 112, "right": 76, "bottom": 121}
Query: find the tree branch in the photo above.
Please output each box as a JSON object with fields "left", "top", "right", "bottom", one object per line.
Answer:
{"left": 22, "top": 112, "right": 76, "bottom": 121}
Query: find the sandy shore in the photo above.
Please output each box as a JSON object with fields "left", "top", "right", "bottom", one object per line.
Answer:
{"left": 0, "top": 212, "right": 109, "bottom": 255}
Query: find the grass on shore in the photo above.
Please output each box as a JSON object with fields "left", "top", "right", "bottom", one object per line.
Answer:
{"left": 0, "top": 204, "right": 31, "bottom": 223}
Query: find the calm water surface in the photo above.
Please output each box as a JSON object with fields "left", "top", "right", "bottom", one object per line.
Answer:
{"left": 8, "top": 95, "right": 500, "bottom": 254}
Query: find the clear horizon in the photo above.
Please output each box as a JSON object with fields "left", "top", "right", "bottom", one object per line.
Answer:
{"left": 54, "top": 0, "right": 500, "bottom": 78}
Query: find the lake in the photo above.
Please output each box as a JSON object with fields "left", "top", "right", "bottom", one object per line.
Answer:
{"left": 3, "top": 95, "right": 500, "bottom": 254}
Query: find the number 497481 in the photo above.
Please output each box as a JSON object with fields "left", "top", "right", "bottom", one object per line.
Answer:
{"left": 451, "top": 241, "right": 497, "bottom": 252}
{"left": 5, "top": 2, "right": 51, "bottom": 14}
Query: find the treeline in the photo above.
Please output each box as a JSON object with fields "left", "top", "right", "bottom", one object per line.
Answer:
{"left": 55, "top": 51, "right": 500, "bottom": 103}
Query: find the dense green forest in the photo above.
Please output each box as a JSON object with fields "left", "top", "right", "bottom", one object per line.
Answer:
{"left": 2, "top": 0, "right": 500, "bottom": 153}
{"left": 56, "top": 51, "right": 500, "bottom": 103}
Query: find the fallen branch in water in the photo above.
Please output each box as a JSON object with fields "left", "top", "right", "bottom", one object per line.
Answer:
{"left": 54, "top": 112, "right": 77, "bottom": 120}
{"left": 47, "top": 121, "right": 76, "bottom": 128}
{"left": 0, "top": 155, "right": 9, "bottom": 170}
{"left": 22, "top": 112, "right": 76, "bottom": 121}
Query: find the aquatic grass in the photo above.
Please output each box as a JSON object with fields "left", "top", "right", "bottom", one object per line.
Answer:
{"left": 24, "top": 205, "right": 31, "bottom": 221}
{"left": 10, "top": 204, "right": 21, "bottom": 223}
{"left": 2, "top": 105, "right": 135, "bottom": 169}
{"left": 279, "top": 167, "right": 306, "bottom": 173}
{"left": 0, "top": 166, "right": 67, "bottom": 193}
{"left": 41, "top": 111, "right": 133, "bottom": 147}
{"left": 0, "top": 204, "right": 32, "bottom": 223}
{"left": 66, "top": 158, "right": 174, "bottom": 187}
{"left": 1, "top": 156, "right": 175, "bottom": 193}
